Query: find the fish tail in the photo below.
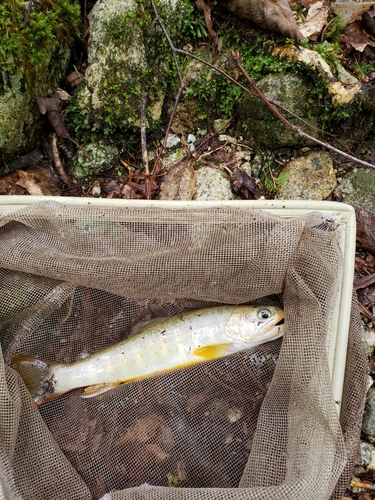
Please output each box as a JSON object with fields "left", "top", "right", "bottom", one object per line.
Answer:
{"left": 12, "top": 354, "right": 64, "bottom": 406}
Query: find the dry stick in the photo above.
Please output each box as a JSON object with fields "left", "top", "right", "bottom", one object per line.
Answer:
{"left": 150, "top": 0, "right": 186, "bottom": 158}
{"left": 140, "top": 91, "right": 149, "bottom": 175}
{"left": 51, "top": 133, "right": 74, "bottom": 188}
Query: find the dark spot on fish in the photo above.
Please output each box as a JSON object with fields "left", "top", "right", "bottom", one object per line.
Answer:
{"left": 160, "top": 330, "right": 166, "bottom": 335}
{"left": 47, "top": 374, "right": 55, "bottom": 395}
{"left": 142, "top": 337, "right": 145, "bottom": 340}
{"left": 122, "top": 352, "right": 124, "bottom": 355}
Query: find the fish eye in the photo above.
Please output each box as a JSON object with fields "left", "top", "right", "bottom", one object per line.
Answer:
{"left": 257, "top": 308, "right": 271, "bottom": 320}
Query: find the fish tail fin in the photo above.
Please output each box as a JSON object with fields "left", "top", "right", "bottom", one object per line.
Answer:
{"left": 12, "top": 354, "right": 64, "bottom": 406}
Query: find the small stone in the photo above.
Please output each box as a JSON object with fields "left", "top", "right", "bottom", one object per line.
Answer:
{"left": 360, "top": 441, "right": 373, "bottom": 467}
{"left": 166, "top": 134, "right": 181, "bottom": 149}
{"left": 276, "top": 151, "right": 336, "bottom": 200}
{"left": 362, "top": 326, "right": 375, "bottom": 357}
{"left": 162, "top": 148, "right": 185, "bottom": 169}
{"left": 368, "top": 448, "right": 375, "bottom": 470}
{"left": 72, "top": 142, "right": 119, "bottom": 179}
{"left": 340, "top": 169, "right": 375, "bottom": 215}
{"left": 187, "top": 134, "right": 196, "bottom": 144}
{"left": 362, "top": 387, "right": 375, "bottom": 442}
{"left": 218, "top": 134, "right": 236, "bottom": 144}
{"left": 226, "top": 407, "right": 243, "bottom": 423}
{"left": 213, "top": 118, "right": 231, "bottom": 133}
{"left": 194, "top": 167, "right": 235, "bottom": 201}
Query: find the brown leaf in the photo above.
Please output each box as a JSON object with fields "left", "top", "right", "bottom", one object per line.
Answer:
{"left": 332, "top": 2, "right": 375, "bottom": 28}
{"left": 0, "top": 172, "right": 27, "bottom": 195}
{"left": 158, "top": 161, "right": 197, "bottom": 200}
{"left": 0, "top": 166, "right": 60, "bottom": 196}
{"left": 217, "top": 0, "right": 305, "bottom": 41}
{"left": 114, "top": 414, "right": 163, "bottom": 446}
{"left": 229, "top": 167, "right": 265, "bottom": 200}
{"left": 36, "top": 92, "right": 71, "bottom": 139}
{"left": 196, "top": 0, "right": 221, "bottom": 56}
{"left": 342, "top": 20, "right": 375, "bottom": 52}
{"left": 356, "top": 207, "right": 375, "bottom": 254}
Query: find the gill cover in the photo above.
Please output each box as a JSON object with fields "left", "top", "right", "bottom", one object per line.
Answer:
{"left": 224, "top": 306, "right": 284, "bottom": 344}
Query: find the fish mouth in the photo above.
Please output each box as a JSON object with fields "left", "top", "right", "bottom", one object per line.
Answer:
{"left": 271, "top": 317, "right": 285, "bottom": 337}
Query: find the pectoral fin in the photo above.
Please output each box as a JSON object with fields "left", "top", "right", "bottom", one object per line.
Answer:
{"left": 81, "top": 382, "right": 120, "bottom": 398}
{"left": 193, "top": 343, "right": 232, "bottom": 360}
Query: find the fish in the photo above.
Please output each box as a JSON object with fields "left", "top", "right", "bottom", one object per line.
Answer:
{"left": 12, "top": 305, "right": 284, "bottom": 406}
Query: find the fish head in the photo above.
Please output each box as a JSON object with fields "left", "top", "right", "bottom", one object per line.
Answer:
{"left": 224, "top": 306, "right": 284, "bottom": 347}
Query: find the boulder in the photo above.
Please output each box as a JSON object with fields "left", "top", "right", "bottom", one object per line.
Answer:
{"left": 67, "top": 0, "right": 187, "bottom": 144}
{"left": 240, "top": 73, "right": 320, "bottom": 148}
{"left": 0, "top": 0, "right": 79, "bottom": 168}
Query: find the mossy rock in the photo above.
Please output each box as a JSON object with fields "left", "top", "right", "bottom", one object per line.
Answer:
{"left": 0, "top": 0, "right": 80, "bottom": 166}
{"left": 66, "top": 0, "right": 187, "bottom": 145}
{"left": 240, "top": 73, "right": 321, "bottom": 148}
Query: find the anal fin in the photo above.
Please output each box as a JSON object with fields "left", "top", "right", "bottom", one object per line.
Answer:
{"left": 81, "top": 382, "right": 120, "bottom": 398}
{"left": 193, "top": 343, "right": 232, "bottom": 360}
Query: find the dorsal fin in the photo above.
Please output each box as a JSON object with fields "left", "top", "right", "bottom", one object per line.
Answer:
{"left": 129, "top": 317, "right": 168, "bottom": 337}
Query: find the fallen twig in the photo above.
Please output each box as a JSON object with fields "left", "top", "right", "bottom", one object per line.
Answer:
{"left": 140, "top": 92, "right": 149, "bottom": 175}
{"left": 146, "top": 0, "right": 189, "bottom": 198}
{"left": 51, "top": 133, "right": 74, "bottom": 188}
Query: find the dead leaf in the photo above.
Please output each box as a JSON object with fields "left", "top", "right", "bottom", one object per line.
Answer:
{"left": 158, "top": 161, "right": 196, "bottom": 200}
{"left": 299, "top": 2, "right": 330, "bottom": 39}
{"left": 332, "top": 2, "right": 375, "bottom": 28}
{"left": 0, "top": 172, "right": 27, "bottom": 195}
{"left": 355, "top": 207, "right": 375, "bottom": 254}
{"left": 0, "top": 166, "right": 60, "bottom": 196}
{"left": 229, "top": 167, "right": 265, "bottom": 200}
{"left": 217, "top": 0, "right": 305, "bottom": 40}
{"left": 36, "top": 91, "right": 71, "bottom": 139}
{"left": 115, "top": 414, "right": 163, "bottom": 446}
{"left": 363, "top": 11, "right": 375, "bottom": 37}
{"left": 342, "top": 20, "right": 375, "bottom": 51}
{"left": 66, "top": 70, "right": 84, "bottom": 87}
{"left": 196, "top": 0, "right": 221, "bottom": 57}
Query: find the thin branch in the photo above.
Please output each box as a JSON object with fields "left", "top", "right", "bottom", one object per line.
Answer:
{"left": 140, "top": 91, "right": 149, "bottom": 175}
{"left": 51, "top": 133, "right": 74, "bottom": 188}
{"left": 149, "top": 0, "right": 187, "bottom": 178}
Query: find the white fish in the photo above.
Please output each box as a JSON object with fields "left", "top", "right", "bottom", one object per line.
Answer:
{"left": 12, "top": 305, "right": 284, "bottom": 406}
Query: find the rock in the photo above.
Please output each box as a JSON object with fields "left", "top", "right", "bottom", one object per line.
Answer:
{"left": 0, "top": 1, "right": 79, "bottom": 165}
{"left": 362, "top": 326, "right": 375, "bottom": 357}
{"left": 239, "top": 74, "right": 320, "bottom": 148}
{"left": 276, "top": 150, "right": 336, "bottom": 200}
{"left": 272, "top": 45, "right": 362, "bottom": 109}
{"left": 362, "top": 387, "right": 375, "bottom": 442}
{"left": 194, "top": 167, "right": 235, "bottom": 200}
{"left": 166, "top": 134, "right": 181, "bottom": 149}
{"left": 71, "top": 142, "right": 119, "bottom": 179}
{"left": 68, "top": 0, "right": 186, "bottom": 142}
{"left": 340, "top": 169, "right": 375, "bottom": 215}
{"left": 360, "top": 441, "right": 373, "bottom": 468}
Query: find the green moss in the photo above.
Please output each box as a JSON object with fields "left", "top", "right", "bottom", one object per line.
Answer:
{"left": 185, "top": 26, "right": 294, "bottom": 121}
{"left": 0, "top": 0, "right": 80, "bottom": 89}
{"left": 66, "top": 0, "right": 187, "bottom": 145}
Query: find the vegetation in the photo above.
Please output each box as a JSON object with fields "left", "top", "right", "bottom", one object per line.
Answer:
{"left": 0, "top": 0, "right": 80, "bottom": 85}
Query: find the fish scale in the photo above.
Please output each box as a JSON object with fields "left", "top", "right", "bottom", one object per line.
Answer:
{"left": 12, "top": 305, "right": 284, "bottom": 406}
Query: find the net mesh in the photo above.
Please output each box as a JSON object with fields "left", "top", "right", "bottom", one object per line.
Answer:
{"left": 0, "top": 200, "right": 367, "bottom": 500}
